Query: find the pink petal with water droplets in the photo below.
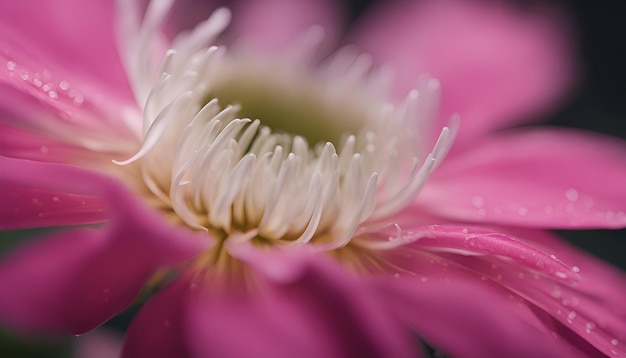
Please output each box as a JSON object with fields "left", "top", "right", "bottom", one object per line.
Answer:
{"left": 373, "top": 225, "right": 624, "bottom": 356}
{"left": 502, "top": 228, "right": 626, "bottom": 357}
{"left": 418, "top": 128, "right": 626, "bottom": 229}
{"left": 0, "top": 156, "right": 111, "bottom": 229}
{"left": 0, "top": 122, "right": 115, "bottom": 165}
{"left": 352, "top": 0, "right": 576, "bottom": 145}
{"left": 0, "top": 157, "right": 209, "bottom": 334}
{"left": 385, "top": 225, "right": 580, "bottom": 284}
{"left": 371, "top": 277, "right": 574, "bottom": 358}
{"left": 0, "top": 1, "right": 139, "bottom": 144}
{"left": 122, "top": 279, "right": 191, "bottom": 358}
{"left": 188, "top": 244, "right": 417, "bottom": 358}
{"left": 229, "top": 0, "right": 345, "bottom": 55}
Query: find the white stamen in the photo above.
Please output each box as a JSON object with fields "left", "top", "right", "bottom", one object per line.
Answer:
{"left": 115, "top": 7, "right": 457, "bottom": 248}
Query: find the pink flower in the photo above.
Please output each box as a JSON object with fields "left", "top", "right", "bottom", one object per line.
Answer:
{"left": 0, "top": 0, "right": 625, "bottom": 357}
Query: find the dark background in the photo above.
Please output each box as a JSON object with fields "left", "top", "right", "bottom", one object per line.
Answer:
{"left": 349, "top": 0, "right": 626, "bottom": 270}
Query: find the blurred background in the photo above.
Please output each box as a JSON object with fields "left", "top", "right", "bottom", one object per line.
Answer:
{"left": 1, "top": 0, "right": 625, "bottom": 356}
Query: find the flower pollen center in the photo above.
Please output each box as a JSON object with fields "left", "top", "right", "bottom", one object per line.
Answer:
{"left": 114, "top": 8, "right": 458, "bottom": 251}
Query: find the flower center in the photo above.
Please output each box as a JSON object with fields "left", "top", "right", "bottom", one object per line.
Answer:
{"left": 115, "top": 8, "right": 457, "bottom": 250}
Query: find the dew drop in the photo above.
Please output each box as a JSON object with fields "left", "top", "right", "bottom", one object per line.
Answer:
{"left": 471, "top": 195, "right": 484, "bottom": 208}
{"left": 572, "top": 266, "right": 580, "bottom": 273}
{"left": 555, "top": 271, "right": 568, "bottom": 279}
{"left": 610, "top": 349, "right": 618, "bottom": 356}
{"left": 33, "top": 78, "right": 43, "bottom": 87}
{"left": 462, "top": 228, "right": 468, "bottom": 234}
{"left": 393, "top": 273, "right": 400, "bottom": 278}
{"left": 611, "top": 339, "right": 619, "bottom": 346}
{"left": 6, "top": 61, "right": 16, "bottom": 71}
{"left": 48, "top": 90, "right": 58, "bottom": 99}
{"left": 52, "top": 196, "right": 60, "bottom": 202}
{"left": 59, "top": 80, "right": 70, "bottom": 90}
{"left": 420, "top": 277, "right": 428, "bottom": 282}
{"left": 21, "top": 73, "right": 29, "bottom": 80}
{"left": 565, "top": 188, "right": 579, "bottom": 202}
{"left": 567, "top": 311, "right": 576, "bottom": 323}
{"left": 585, "top": 322, "right": 596, "bottom": 334}
{"left": 42, "top": 83, "right": 52, "bottom": 92}
{"left": 550, "top": 254, "right": 557, "bottom": 260}
{"left": 518, "top": 206, "right": 528, "bottom": 216}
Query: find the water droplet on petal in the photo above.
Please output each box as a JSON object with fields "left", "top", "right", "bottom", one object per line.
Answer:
{"left": 565, "top": 188, "right": 579, "bottom": 202}
{"left": 6, "top": 61, "right": 16, "bottom": 71}
{"left": 518, "top": 206, "right": 528, "bottom": 216}
{"left": 59, "top": 80, "right": 70, "bottom": 90}
{"left": 48, "top": 90, "right": 58, "bottom": 99}
{"left": 567, "top": 311, "right": 576, "bottom": 323}
{"left": 471, "top": 195, "right": 484, "bottom": 208}
{"left": 572, "top": 266, "right": 580, "bottom": 273}
{"left": 611, "top": 339, "right": 619, "bottom": 346}
{"left": 555, "top": 271, "right": 568, "bottom": 279}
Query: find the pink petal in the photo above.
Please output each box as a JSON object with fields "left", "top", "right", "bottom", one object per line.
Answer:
{"left": 0, "top": 122, "right": 114, "bottom": 165}
{"left": 352, "top": 0, "right": 576, "bottom": 145}
{"left": 121, "top": 279, "right": 191, "bottom": 358}
{"left": 187, "top": 245, "right": 418, "bottom": 358}
{"left": 74, "top": 329, "right": 123, "bottom": 358}
{"left": 372, "top": 224, "right": 625, "bottom": 356}
{"left": 229, "top": 0, "right": 345, "bottom": 55}
{"left": 0, "top": 156, "right": 112, "bottom": 229}
{"left": 0, "top": 157, "right": 209, "bottom": 334}
{"left": 0, "top": 1, "right": 140, "bottom": 144}
{"left": 418, "top": 128, "right": 626, "bottom": 229}
{"left": 371, "top": 277, "right": 574, "bottom": 358}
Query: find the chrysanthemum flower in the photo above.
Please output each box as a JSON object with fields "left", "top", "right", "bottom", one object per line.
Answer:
{"left": 1, "top": 0, "right": 625, "bottom": 357}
